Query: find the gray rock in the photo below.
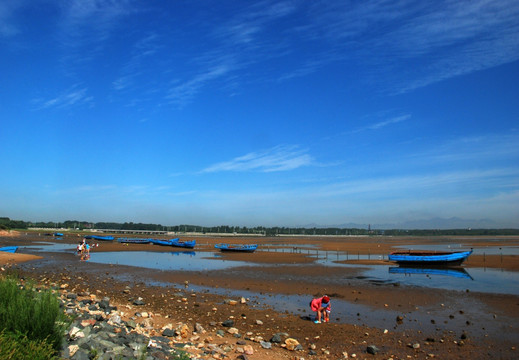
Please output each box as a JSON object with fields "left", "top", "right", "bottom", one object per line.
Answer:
{"left": 260, "top": 341, "right": 272, "bottom": 349}
{"left": 367, "top": 345, "right": 379, "bottom": 354}
{"left": 270, "top": 334, "right": 282, "bottom": 343}
{"left": 98, "top": 299, "right": 110, "bottom": 310}
{"left": 195, "top": 322, "right": 206, "bottom": 333}
{"left": 126, "top": 319, "right": 137, "bottom": 329}
{"left": 222, "top": 319, "right": 234, "bottom": 327}
{"left": 162, "top": 328, "right": 176, "bottom": 337}
{"left": 133, "top": 298, "right": 145, "bottom": 306}
{"left": 71, "top": 349, "right": 90, "bottom": 360}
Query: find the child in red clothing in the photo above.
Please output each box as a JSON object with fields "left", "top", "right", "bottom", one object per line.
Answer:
{"left": 310, "top": 295, "right": 331, "bottom": 323}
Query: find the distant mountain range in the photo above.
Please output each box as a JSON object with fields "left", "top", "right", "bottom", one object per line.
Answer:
{"left": 302, "top": 217, "right": 515, "bottom": 230}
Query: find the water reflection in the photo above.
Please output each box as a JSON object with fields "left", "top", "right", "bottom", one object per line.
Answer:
{"left": 170, "top": 251, "right": 196, "bottom": 256}
{"left": 89, "top": 251, "right": 259, "bottom": 271}
{"left": 389, "top": 266, "right": 473, "bottom": 280}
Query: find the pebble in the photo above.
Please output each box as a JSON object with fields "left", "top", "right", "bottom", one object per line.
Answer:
{"left": 285, "top": 338, "right": 301, "bottom": 351}
{"left": 366, "top": 345, "right": 379, "bottom": 354}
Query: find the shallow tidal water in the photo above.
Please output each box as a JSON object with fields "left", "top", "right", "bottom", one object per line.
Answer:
{"left": 20, "top": 242, "right": 519, "bottom": 295}
{"left": 17, "top": 241, "right": 519, "bottom": 342}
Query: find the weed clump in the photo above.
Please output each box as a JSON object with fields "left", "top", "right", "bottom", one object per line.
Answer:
{"left": 0, "top": 276, "right": 69, "bottom": 356}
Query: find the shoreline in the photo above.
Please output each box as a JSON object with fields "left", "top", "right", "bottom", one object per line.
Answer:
{"left": 2, "top": 233, "right": 518, "bottom": 359}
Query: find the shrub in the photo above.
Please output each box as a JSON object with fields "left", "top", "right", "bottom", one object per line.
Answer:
{"left": 0, "top": 277, "right": 69, "bottom": 351}
{"left": 0, "top": 330, "right": 58, "bottom": 360}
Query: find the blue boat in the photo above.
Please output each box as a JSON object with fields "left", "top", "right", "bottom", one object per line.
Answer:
{"left": 150, "top": 238, "right": 196, "bottom": 248}
{"left": 117, "top": 238, "right": 151, "bottom": 244}
{"left": 388, "top": 250, "right": 472, "bottom": 266}
{"left": 389, "top": 266, "right": 473, "bottom": 280}
{"left": 215, "top": 243, "right": 258, "bottom": 253}
{"left": 85, "top": 235, "right": 115, "bottom": 241}
{"left": 0, "top": 246, "right": 18, "bottom": 253}
{"left": 53, "top": 232, "right": 64, "bottom": 237}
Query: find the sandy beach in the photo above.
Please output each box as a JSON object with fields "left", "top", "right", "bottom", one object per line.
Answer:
{"left": 1, "top": 232, "right": 518, "bottom": 359}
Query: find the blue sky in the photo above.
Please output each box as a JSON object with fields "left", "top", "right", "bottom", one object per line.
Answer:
{"left": 1, "top": 0, "right": 518, "bottom": 228}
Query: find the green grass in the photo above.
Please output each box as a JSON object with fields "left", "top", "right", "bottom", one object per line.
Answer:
{"left": 0, "top": 276, "right": 70, "bottom": 353}
{"left": 0, "top": 330, "right": 59, "bottom": 360}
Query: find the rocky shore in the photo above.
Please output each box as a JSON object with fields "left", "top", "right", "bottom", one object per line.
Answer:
{"left": 28, "top": 272, "right": 487, "bottom": 360}
{"left": 57, "top": 282, "right": 315, "bottom": 360}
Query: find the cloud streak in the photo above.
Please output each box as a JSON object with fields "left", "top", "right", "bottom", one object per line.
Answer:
{"left": 284, "top": 0, "right": 519, "bottom": 93}
{"left": 167, "top": 64, "right": 231, "bottom": 107}
{"left": 0, "top": 1, "right": 24, "bottom": 38}
{"left": 33, "top": 86, "right": 93, "bottom": 110}
{"left": 352, "top": 114, "right": 411, "bottom": 133}
{"left": 201, "top": 145, "right": 314, "bottom": 173}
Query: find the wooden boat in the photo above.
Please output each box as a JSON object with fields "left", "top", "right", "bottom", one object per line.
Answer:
{"left": 389, "top": 266, "right": 473, "bottom": 280}
{"left": 215, "top": 243, "right": 258, "bottom": 253}
{"left": 150, "top": 238, "right": 196, "bottom": 249}
{"left": 85, "top": 235, "right": 115, "bottom": 241}
{"left": 0, "top": 246, "right": 18, "bottom": 253}
{"left": 388, "top": 250, "right": 472, "bottom": 266}
{"left": 117, "top": 238, "right": 151, "bottom": 244}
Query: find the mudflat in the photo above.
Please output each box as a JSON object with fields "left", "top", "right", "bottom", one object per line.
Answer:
{"left": 1, "top": 232, "right": 518, "bottom": 359}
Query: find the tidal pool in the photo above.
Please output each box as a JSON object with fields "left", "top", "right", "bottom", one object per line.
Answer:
{"left": 21, "top": 242, "right": 519, "bottom": 295}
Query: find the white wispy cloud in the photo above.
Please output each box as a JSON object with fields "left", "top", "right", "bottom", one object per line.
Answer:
{"left": 112, "top": 33, "right": 161, "bottom": 92}
{"left": 166, "top": 64, "right": 231, "bottom": 107}
{"left": 62, "top": 0, "right": 133, "bottom": 40}
{"left": 164, "top": 1, "right": 297, "bottom": 106}
{"left": 213, "top": 1, "right": 297, "bottom": 46}
{"left": 352, "top": 114, "right": 411, "bottom": 133}
{"left": 56, "top": 0, "right": 137, "bottom": 76}
{"left": 282, "top": 0, "right": 519, "bottom": 92}
{"left": 317, "top": 168, "right": 519, "bottom": 198}
{"left": 201, "top": 145, "right": 314, "bottom": 173}
{"left": 33, "top": 86, "right": 93, "bottom": 110}
{"left": 412, "top": 133, "right": 519, "bottom": 165}
{"left": 0, "top": 1, "right": 24, "bottom": 37}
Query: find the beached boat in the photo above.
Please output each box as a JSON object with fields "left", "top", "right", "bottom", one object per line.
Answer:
{"left": 389, "top": 266, "right": 473, "bottom": 280}
{"left": 150, "top": 238, "right": 196, "bottom": 248}
{"left": 117, "top": 238, "right": 151, "bottom": 244}
{"left": 84, "top": 235, "right": 115, "bottom": 241}
{"left": 53, "top": 232, "right": 64, "bottom": 237}
{"left": 0, "top": 246, "right": 18, "bottom": 253}
{"left": 215, "top": 243, "right": 258, "bottom": 253}
{"left": 388, "top": 250, "right": 472, "bottom": 266}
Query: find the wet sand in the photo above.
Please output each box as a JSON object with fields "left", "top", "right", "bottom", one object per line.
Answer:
{"left": 1, "top": 233, "right": 518, "bottom": 359}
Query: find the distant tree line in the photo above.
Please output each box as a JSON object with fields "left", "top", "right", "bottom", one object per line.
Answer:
{"left": 1, "top": 216, "right": 518, "bottom": 236}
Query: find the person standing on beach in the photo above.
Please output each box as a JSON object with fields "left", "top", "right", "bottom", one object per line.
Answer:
{"left": 310, "top": 295, "right": 331, "bottom": 323}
